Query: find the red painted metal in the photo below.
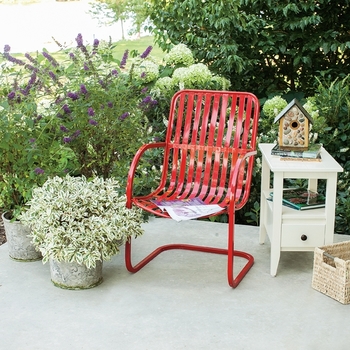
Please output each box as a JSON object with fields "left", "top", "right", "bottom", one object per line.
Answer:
{"left": 125, "top": 89, "right": 260, "bottom": 288}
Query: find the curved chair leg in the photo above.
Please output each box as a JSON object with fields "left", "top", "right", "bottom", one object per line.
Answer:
{"left": 125, "top": 222, "right": 254, "bottom": 288}
{"left": 227, "top": 212, "right": 254, "bottom": 288}
{"left": 125, "top": 240, "right": 228, "bottom": 273}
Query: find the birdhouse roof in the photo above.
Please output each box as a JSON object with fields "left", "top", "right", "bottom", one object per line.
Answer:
{"left": 273, "top": 98, "right": 313, "bottom": 124}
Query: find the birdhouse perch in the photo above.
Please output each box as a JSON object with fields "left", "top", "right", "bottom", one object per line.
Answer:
{"left": 273, "top": 98, "right": 313, "bottom": 150}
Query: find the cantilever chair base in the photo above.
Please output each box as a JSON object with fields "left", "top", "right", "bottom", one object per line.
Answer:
{"left": 125, "top": 239, "right": 254, "bottom": 288}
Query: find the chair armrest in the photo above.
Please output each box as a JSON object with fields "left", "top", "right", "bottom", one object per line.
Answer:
{"left": 126, "top": 142, "right": 166, "bottom": 208}
{"left": 229, "top": 149, "right": 257, "bottom": 210}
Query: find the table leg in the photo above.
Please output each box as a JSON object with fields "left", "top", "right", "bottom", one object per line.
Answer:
{"left": 270, "top": 172, "right": 284, "bottom": 276}
{"left": 259, "top": 156, "right": 270, "bottom": 244}
{"left": 308, "top": 178, "right": 318, "bottom": 192}
{"left": 324, "top": 174, "right": 338, "bottom": 244}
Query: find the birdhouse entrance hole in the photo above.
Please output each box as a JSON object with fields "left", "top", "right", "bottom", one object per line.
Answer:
{"left": 290, "top": 121, "right": 300, "bottom": 129}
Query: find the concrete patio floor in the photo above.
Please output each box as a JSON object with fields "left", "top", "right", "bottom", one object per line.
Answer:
{"left": 1, "top": 217, "right": 349, "bottom": 349}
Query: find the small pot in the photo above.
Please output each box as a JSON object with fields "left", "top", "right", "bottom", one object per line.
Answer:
{"left": 49, "top": 259, "right": 103, "bottom": 290}
{"left": 2, "top": 212, "right": 42, "bottom": 262}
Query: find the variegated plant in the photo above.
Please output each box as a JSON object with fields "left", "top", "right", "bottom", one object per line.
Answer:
{"left": 19, "top": 175, "right": 145, "bottom": 268}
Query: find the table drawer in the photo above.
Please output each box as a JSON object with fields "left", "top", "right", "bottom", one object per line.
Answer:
{"left": 281, "top": 224, "right": 325, "bottom": 247}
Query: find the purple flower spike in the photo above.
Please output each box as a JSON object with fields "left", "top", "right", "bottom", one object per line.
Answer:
{"left": 42, "top": 51, "right": 59, "bottom": 67}
{"left": 84, "top": 63, "right": 89, "bottom": 71}
{"left": 120, "top": 50, "right": 129, "bottom": 69}
{"left": 29, "top": 138, "right": 36, "bottom": 143}
{"left": 63, "top": 104, "right": 72, "bottom": 114}
{"left": 80, "top": 84, "right": 88, "bottom": 94}
{"left": 119, "top": 112, "right": 130, "bottom": 120}
{"left": 63, "top": 137, "right": 72, "bottom": 143}
{"left": 49, "top": 71, "right": 57, "bottom": 81}
{"left": 88, "top": 107, "right": 95, "bottom": 116}
{"left": 72, "top": 130, "right": 81, "bottom": 138}
{"left": 28, "top": 72, "right": 37, "bottom": 85}
{"left": 93, "top": 39, "right": 99, "bottom": 48}
{"left": 140, "top": 46, "right": 153, "bottom": 59}
{"left": 140, "top": 72, "right": 147, "bottom": 79}
{"left": 139, "top": 95, "right": 158, "bottom": 110}
{"left": 111, "top": 69, "right": 118, "bottom": 76}
{"left": 69, "top": 52, "right": 76, "bottom": 61}
{"left": 25, "top": 53, "right": 36, "bottom": 64}
{"left": 5, "top": 54, "right": 25, "bottom": 66}
{"left": 60, "top": 125, "right": 69, "bottom": 132}
{"left": 4, "top": 44, "right": 10, "bottom": 53}
{"left": 67, "top": 92, "right": 79, "bottom": 101}
{"left": 107, "top": 102, "right": 113, "bottom": 108}
{"left": 76, "top": 33, "right": 83, "bottom": 47}
{"left": 7, "top": 91, "right": 16, "bottom": 100}
{"left": 141, "top": 96, "right": 152, "bottom": 104}
{"left": 88, "top": 119, "right": 98, "bottom": 126}
{"left": 34, "top": 167, "right": 45, "bottom": 175}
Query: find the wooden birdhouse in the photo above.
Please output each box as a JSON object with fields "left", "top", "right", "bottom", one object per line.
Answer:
{"left": 273, "top": 98, "right": 313, "bottom": 150}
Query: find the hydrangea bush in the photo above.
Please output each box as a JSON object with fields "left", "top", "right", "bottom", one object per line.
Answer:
{"left": 140, "top": 43, "right": 231, "bottom": 136}
{"left": 150, "top": 45, "right": 231, "bottom": 102}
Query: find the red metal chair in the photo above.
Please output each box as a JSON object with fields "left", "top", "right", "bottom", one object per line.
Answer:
{"left": 125, "top": 89, "right": 260, "bottom": 287}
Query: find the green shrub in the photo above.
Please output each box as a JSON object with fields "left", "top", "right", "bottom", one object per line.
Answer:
{"left": 312, "top": 75, "right": 350, "bottom": 234}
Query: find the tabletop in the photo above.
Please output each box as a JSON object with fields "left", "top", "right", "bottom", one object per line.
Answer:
{"left": 258, "top": 143, "right": 343, "bottom": 174}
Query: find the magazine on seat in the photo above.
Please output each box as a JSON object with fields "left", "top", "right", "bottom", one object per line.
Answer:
{"left": 151, "top": 198, "right": 223, "bottom": 221}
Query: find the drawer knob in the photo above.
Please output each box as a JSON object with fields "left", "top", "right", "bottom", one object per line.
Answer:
{"left": 301, "top": 234, "right": 308, "bottom": 241}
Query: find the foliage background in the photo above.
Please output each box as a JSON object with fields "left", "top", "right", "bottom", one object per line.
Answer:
{"left": 147, "top": 0, "right": 350, "bottom": 98}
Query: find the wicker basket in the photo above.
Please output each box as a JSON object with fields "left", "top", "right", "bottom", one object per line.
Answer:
{"left": 312, "top": 241, "right": 350, "bottom": 304}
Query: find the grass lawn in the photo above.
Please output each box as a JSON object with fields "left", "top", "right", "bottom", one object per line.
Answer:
{"left": 112, "top": 36, "right": 165, "bottom": 62}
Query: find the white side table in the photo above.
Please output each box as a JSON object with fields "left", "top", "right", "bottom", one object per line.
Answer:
{"left": 258, "top": 143, "right": 343, "bottom": 276}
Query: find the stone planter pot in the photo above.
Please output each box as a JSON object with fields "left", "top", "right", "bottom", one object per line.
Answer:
{"left": 49, "top": 259, "right": 103, "bottom": 290}
{"left": 2, "top": 212, "right": 42, "bottom": 262}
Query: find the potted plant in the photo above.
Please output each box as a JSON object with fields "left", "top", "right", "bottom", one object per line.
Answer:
{"left": 19, "top": 175, "right": 145, "bottom": 289}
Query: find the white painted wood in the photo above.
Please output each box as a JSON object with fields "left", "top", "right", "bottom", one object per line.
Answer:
{"left": 258, "top": 143, "right": 343, "bottom": 276}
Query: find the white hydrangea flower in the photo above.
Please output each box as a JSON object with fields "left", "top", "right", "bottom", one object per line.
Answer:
{"left": 303, "top": 99, "right": 319, "bottom": 119}
{"left": 172, "top": 63, "right": 212, "bottom": 89}
{"left": 133, "top": 60, "right": 159, "bottom": 83}
{"left": 178, "top": 82, "right": 185, "bottom": 90}
{"left": 164, "top": 43, "right": 195, "bottom": 67}
{"left": 151, "top": 76, "right": 174, "bottom": 96}
{"left": 262, "top": 96, "right": 288, "bottom": 118}
{"left": 211, "top": 75, "right": 231, "bottom": 90}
